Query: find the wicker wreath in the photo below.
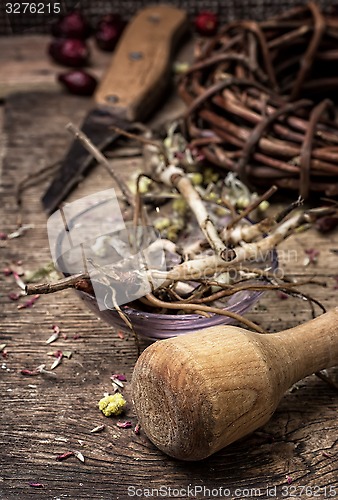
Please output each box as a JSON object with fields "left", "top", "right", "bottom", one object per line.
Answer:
{"left": 179, "top": 2, "right": 338, "bottom": 199}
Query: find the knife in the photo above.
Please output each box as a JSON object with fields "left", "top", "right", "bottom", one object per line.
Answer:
{"left": 42, "top": 5, "right": 188, "bottom": 214}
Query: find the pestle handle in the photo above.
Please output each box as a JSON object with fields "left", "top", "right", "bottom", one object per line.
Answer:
{"left": 132, "top": 308, "right": 338, "bottom": 461}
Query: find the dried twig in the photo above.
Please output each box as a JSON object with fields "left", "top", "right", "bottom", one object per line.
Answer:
{"left": 141, "top": 293, "right": 265, "bottom": 333}
{"left": 179, "top": 2, "right": 338, "bottom": 197}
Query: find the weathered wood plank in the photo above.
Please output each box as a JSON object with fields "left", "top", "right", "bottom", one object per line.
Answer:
{"left": 0, "top": 90, "right": 337, "bottom": 500}
{"left": 0, "top": 35, "right": 112, "bottom": 98}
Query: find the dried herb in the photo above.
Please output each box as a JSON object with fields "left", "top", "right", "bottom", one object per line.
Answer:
{"left": 179, "top": 4, "right": 338, "bottom": 198}
{"left": 25, "top": 262, "right": 59, "bottom": 283}
{"left": 90, "top": 424, "right": 105, "bottom": 433}
{"left": 46, "top": 332, "right": 59, "bottom": 344}
{"left": 13, "top": 272, "right": 26, "bottom": 291}
{"left": 7, "top": 224, "right": 34, "bottom": 240}
{"left": 29, "top": 482, "right": 44, "bottom": 488}
{"left": 98, "top": 393, "right": 126, "bottom": 417}
{"left": 110, "top": 376, "right": 124, "bottom": 388}
{"left": 21, "top": 369, "right": 40, "bottom": 376}
{"left": 8, "top": 292, "right": 21, "bottom": 301}
{"left": 56, "top": 451, "right": 74, "bottom": 461}
{"left": 46, "top": 325, "right": 61, "bottom": 344}
{"left": 73, "top": 450, "right": 85, "bottom": 463}
{"left": 276, "top": 291, "right": 289, "bottom": 300}
{"left": 315, "top": 216, "right": 338, "bottom": 233}
{"left": 116, "top": 421, "right": 132, "bottom": 429}
{"left": 304, "top": 248, "right": 320, "bottom": 265}
{"left": 50, "top": 351, "right": 63, "bottom": 370}
{"left": 112, "top": 374, "right": 127, "bottom": 382}
{"left": 17, "top": 294, "right": 40, "bottom": 310}
{"left": 333, "top": 276, "right": 338, "bottom": 290}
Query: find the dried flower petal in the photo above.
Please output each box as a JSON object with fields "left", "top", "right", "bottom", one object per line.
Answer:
{"left": 117, "top": 331, "right": 124, "bottom": 339}
{"left": 333, "top": 276, "right": 338, "bottom": 290}
{"left": 276, "top": 291, "right": 288, "bottom": 300}
{"left": 315, "top": 216, "right": 338, "bottom": 233}
{"left": 116, "top": 420, "right": 132, "bottom": 428}
{"left": 0, "top": 232, "right": 8, "bottom": 240}
{"left": 134, "top": 423, "right": 141, "bottom": 435}
{"left": 51, "top": 353, "right": 63, "bottom": 370}
{"left": 46, "top": 332, "right": 60, "bottom": 344}
{"left": 286, "top": 476, "right": 293, "bottom": 485}
{"left": 73, "top": 334, "right": 81, "bottom": 340}
{"left": 111, "top": 382, "right": 119, "bottom": 393}
{"left": 7, "top": 224, "right": 34, "bottom": 239}
{"left": 73, "top": 450, "right": 85, "bottom": 463}
{"left": 110, "top": 377, "right": 124, "bottom": 388}
{"left": 2, "top": 349, "right": 9, "bottom": 359}
{"left": 46, "top": 325, "right": 60, "bottom": 344}
{"left": 13, "top": 272, "right": 26, "bottom": 290}
{"left": 56, "top": 451, "right": 74, "bottom": 461}
{"left": 17, "top": 294, "right": 40, "bottom": 310}
{"left": 8, "top": 291, "right": 21, "bottom": 301}
{"left": 3, "top": 267, "right": 12, "bottom": 276}
{"left": 112, "top": 374, "right": 127, "bottom": 382}
{"left": 29, "top": 482, "right": 44, "bottom": 488}
{"left": 90, "top": 424, "right": 105, "bottom": 433}
{"left": 303, "top": 248, "right": 320, "bottom": 266}
{"left": 21, "top": 369, "right": 39, "bottom": 376}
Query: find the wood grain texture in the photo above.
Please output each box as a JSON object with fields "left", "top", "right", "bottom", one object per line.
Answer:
{"left": 0, "top": 36, "right": 112, "bottom": 98}
{"left": 132, "top": 310, "right": 338, "bottom": 460}
{"left": 0, "top": 90, "right": 337, "bottom": 499}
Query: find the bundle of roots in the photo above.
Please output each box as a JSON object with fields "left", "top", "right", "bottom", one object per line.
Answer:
{"left": 179, "top": 2, "right": 338, "bottom": 199}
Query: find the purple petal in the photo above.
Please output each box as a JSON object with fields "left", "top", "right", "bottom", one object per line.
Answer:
{"left": 112, "top": 374, "right": 127, "bottom": 381}
{"left": 56, "top": 451, "right": 74, "bottom": 461}
{"left": 29, "top": 482, "right": 44, "bottom": 488}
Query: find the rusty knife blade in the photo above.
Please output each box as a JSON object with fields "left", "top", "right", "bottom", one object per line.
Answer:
{"left": 41, "top": 108, "right": 130, "bottom": 214}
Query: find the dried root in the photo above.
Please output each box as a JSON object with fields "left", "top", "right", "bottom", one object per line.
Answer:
{"left": 25, "top": 125, "right": 332, "bottom": 335}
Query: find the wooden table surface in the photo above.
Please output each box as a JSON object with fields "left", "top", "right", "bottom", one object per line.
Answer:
{"left": 0, "top": 36, "right": 337, "bottom": 500}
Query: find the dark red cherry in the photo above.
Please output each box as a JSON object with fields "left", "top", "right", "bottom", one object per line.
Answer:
{"left": 58, "top": 70, "right": 97, "bottom": 96}
{"left": 51, "top": 10, "right": 91, "bottom": 39}
{"left": 48, "top": 38, "right": 89, "bottom": 67}
{"left": 95, "top": 14, "right": 126, "bottom": 52}
{"left": 194, "top": 11, "right": 218, "bottom": 37}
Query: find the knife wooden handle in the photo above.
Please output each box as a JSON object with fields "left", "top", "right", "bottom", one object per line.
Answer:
{"left": 132, "top": 308, "right": 338, "bottom": 460}
{"left": 94, "top": 5, "right": 188, "bottom": 121}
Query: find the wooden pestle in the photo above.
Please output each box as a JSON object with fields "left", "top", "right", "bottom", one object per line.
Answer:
{"left": 132, "top": 308, "right": 338, "bottom": 461}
